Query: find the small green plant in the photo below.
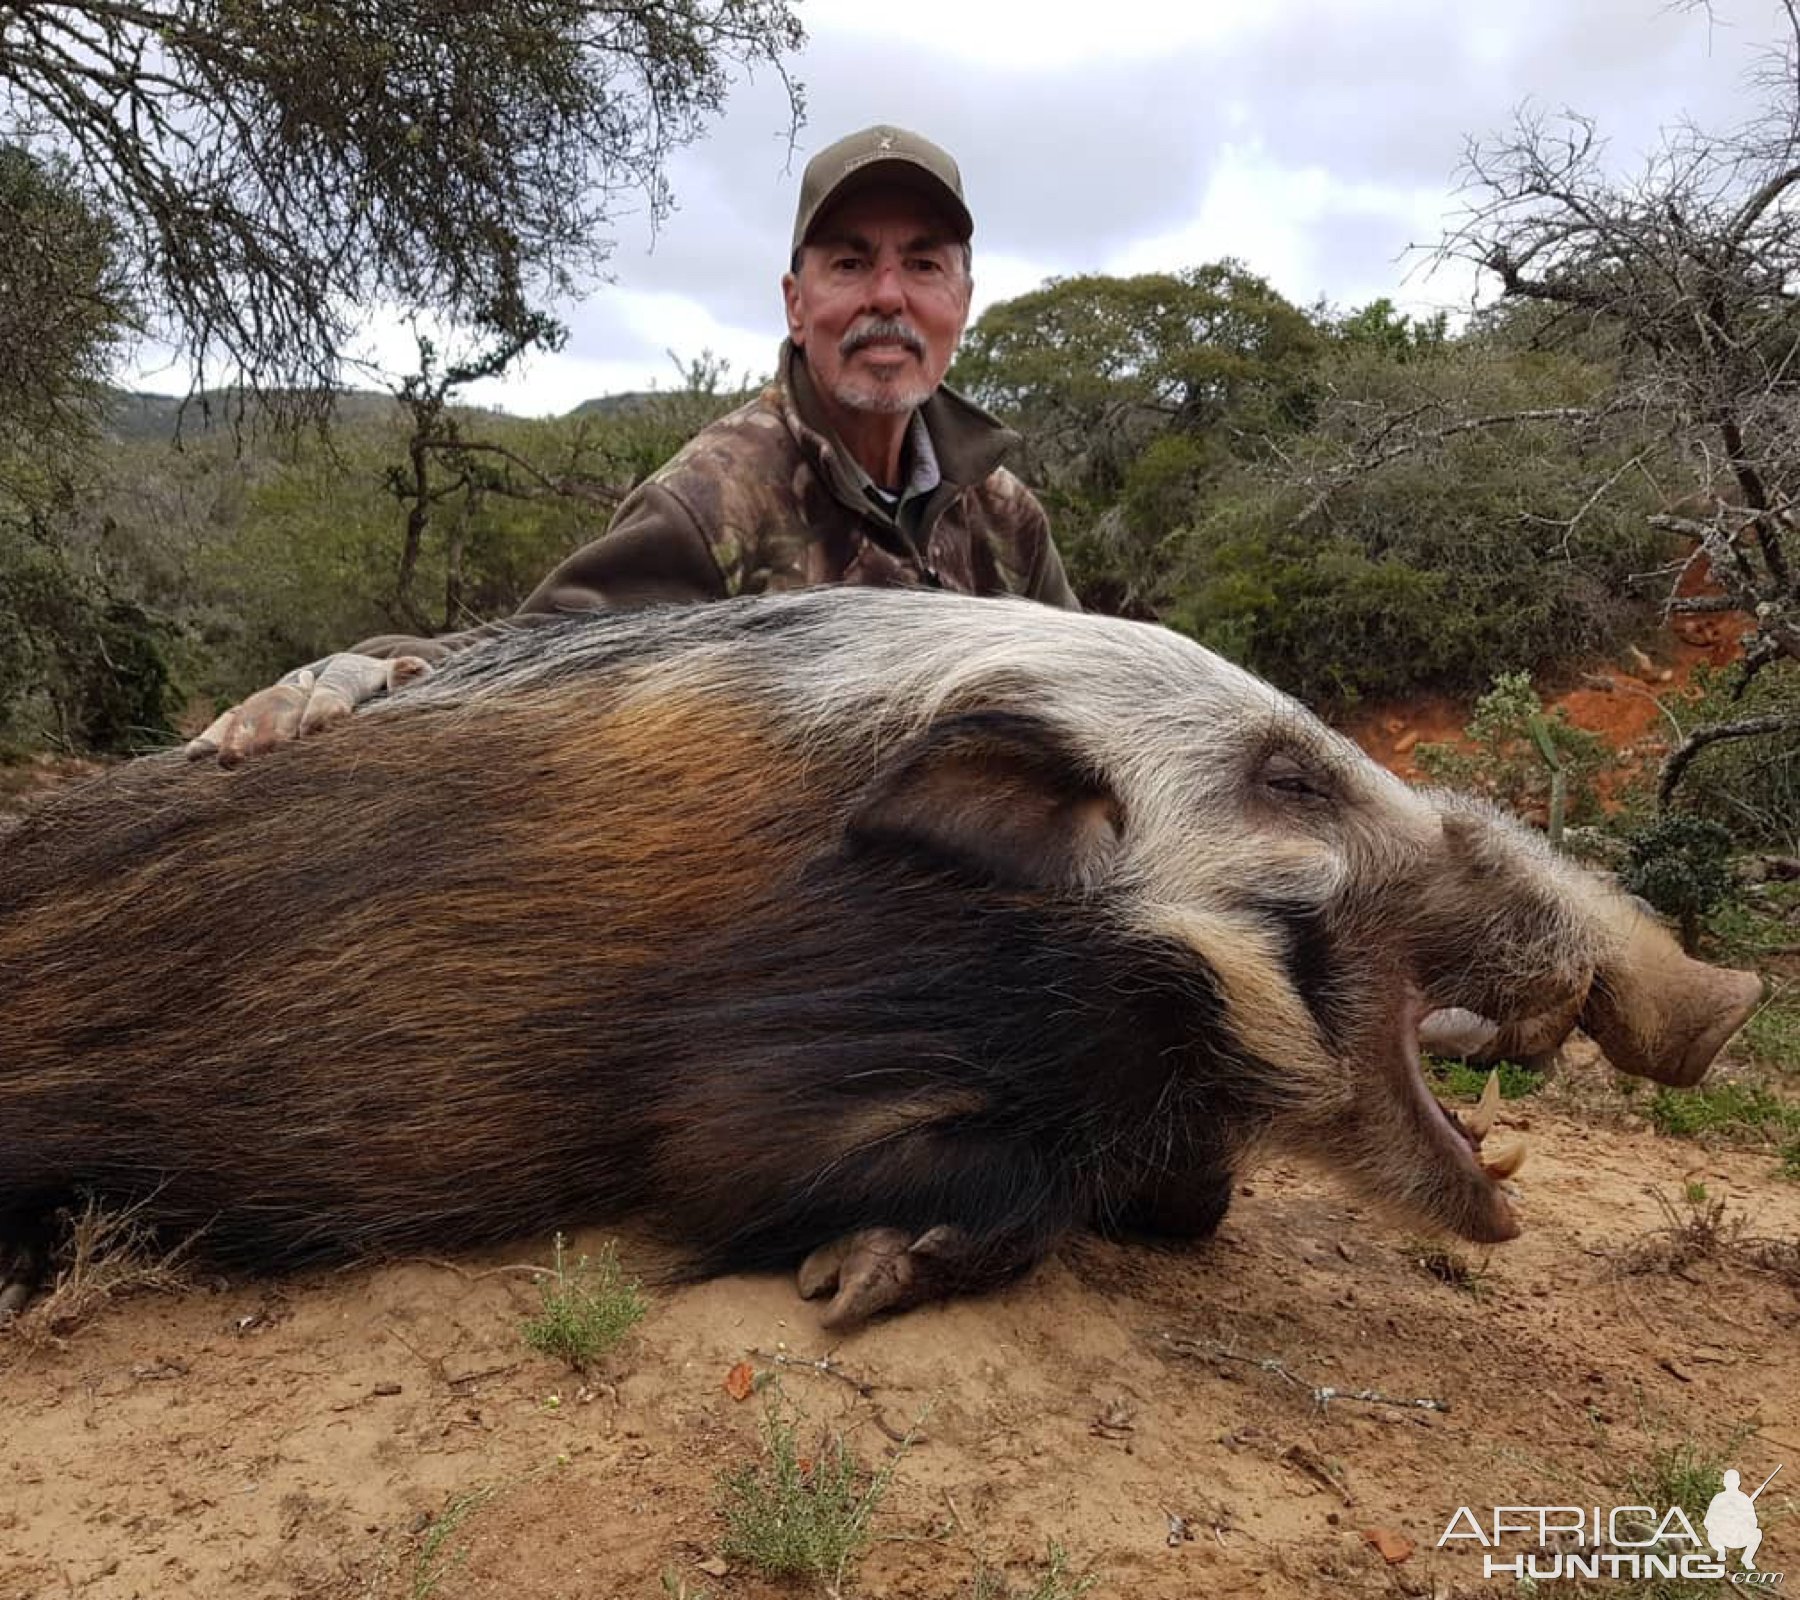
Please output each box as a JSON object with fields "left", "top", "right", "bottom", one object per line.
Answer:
{"left": 521, "top": 1233, "right": 646, "bottom": 1372}
{"left": 1614, "top": 1437, "right": 1752, "bottom": 1600}
{"left": 1414, "top": 671, "right": 1613, "bottom": 831}
{"left": 1624, "top": 1437, "right": 1725, "bottom": 1534}
{"left": 971, "top": 1541, "right": 1099, "bottom": 1600}
{"left": 1621, "top": 815, "right": 1736, "bottom": 954}
{"left": 1425, "top": 1055, "right": 1545, "bottom": 1101}
{"left": 1781, "top": 1139, "right": 1800, "bottom": 1182}
{"left": 715, "top": 1385, "right": 911, "bottom": 1587}
{"left": 412, "top": 1484, "right": 496, "bottom": 1600}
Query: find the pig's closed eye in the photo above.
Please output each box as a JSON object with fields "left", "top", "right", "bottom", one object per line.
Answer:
{"left": 1259, "top": 753, "right": 1334, "bottom": 804}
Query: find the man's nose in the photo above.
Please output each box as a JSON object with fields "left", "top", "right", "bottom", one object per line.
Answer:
{"left": 866, "top": 259, "right": 906, "bottom": 315}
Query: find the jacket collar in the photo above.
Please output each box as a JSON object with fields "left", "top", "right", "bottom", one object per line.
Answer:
{"left": 777, "top": 339, "right": 1020, "bottom": 498}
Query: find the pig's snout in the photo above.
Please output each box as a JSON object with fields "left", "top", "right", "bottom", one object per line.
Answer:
{"left": 1580, "top": 911, "right": 1764, "bottom": 1087}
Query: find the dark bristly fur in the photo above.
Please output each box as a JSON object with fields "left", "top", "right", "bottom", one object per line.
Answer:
{"left": 0, "top": 588, "right": 1761, "bottom": 1319}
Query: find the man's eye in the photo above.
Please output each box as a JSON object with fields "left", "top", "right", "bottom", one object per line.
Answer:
{"left": 909, "top": 258, "right": 943, "bottom": 274}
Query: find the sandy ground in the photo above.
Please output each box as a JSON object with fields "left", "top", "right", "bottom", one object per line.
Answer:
{"left": 5, "top": 607, "right": 1790, "bottom": 1599}
{"left": 4, "top": 1052, "right": 1798, "bottom": 1600}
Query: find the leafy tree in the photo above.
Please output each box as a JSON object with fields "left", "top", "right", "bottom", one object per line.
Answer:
{"left": 952, "top": 262, "right": 1323, "bottom": 613}
{"left": 0, "top": 0, "right": 803, "bottom": 405}
{"left": 0, "top": 3, "right": 800, "bottom": 753}
{"left": 0, "top": 144, "right": 129, "bottom": 473}
{"left": 1426, "top": 2, "right": 1800, "bottom": 795}
{"left": 0, "top": 144, "right": 160, "bottom": 751}
{"left": 1329, "top": 296, "right": 1448, "bottom": 362}
{"left": 0, "top": 519, "right": 175, "bottom": 753}
{"left": 383, "top": 341, "right": 751, "bottom": 632}
{"left": 1166, "top": 338, "right": 1671, "bottom": 703}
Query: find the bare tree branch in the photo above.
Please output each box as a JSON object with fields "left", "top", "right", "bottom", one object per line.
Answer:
{"left": 0, "top": 1, "right": 805, "bottom": 413}
{"left": 1661, "top": 713, "right": 1800, "bottom": 807}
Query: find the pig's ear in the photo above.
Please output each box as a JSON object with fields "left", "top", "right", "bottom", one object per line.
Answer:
{"left": 846, "top": 711, "right": 1124, "bottom": 891}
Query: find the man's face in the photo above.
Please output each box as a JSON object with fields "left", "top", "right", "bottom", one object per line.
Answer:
{"left": 782, "top": 184, "right": 973, "bottom": 417}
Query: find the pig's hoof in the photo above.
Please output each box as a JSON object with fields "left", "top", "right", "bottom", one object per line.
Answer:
{"left": 797, "top": 1225, "right": 967, "bottom": 1329}
{"left": 0, "top": 1224, "right": 48, "bottom": 1326}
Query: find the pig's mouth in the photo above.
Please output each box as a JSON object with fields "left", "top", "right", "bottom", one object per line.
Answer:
{"left": 1375, "top": 988, "right": 1528, "bottom": 1244}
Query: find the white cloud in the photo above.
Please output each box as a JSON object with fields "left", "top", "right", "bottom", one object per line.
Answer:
{"left": 114, "top": 0, "right": 1795, "bottom": 415}
{"left": 1104, "top": 140, "right": 1458, "bottom": 313}
{"left": 797, "top": 0, "right": 1267, "bottom": 69}
{"left": 464, "top": 289, "right": 782, "bottom": 413}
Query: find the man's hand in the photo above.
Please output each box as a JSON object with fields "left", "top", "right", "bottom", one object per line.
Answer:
{"left": 185, "top": 654, "right": 434, "bottom": 767}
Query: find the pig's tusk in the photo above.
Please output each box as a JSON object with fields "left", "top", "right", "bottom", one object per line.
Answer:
{"left": 1480, "top": 1136, "right": 1528, "bottom": 1180}
{"left": 1467, "top": 1068, "right": 1503, "bottom": 1142}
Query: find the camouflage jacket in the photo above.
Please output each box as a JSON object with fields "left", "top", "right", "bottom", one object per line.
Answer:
{"left": 353, "top": 342, "right": 1077, "bottom": 663}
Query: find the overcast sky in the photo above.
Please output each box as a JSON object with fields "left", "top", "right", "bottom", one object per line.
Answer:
{"left": 127, "top": 0, "right": 1794, "bottom": 414}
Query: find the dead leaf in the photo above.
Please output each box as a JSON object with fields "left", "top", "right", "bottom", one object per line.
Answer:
{"left": 1362, "top": 1526, "right": 1414, "bottom": 1565}
{"left": 724, "top": 1361, "right": 755, "bottom": 1401}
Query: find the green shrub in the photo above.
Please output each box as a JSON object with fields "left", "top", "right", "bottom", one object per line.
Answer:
{"left": 1414, "top": 671, "right": 1613, "bottom": 825}
{"left": 716, "top": 1385, "right": 910, "bottom": 1586}
{"left": 1620, "top": 815, "right": 1735, "bottom": 953}
{"left": 521, "top": 1233, "right": 646, "bottom": 1371}
{"left": 0, "top": 521, "right": 174, "bottom": 751}
{"left": 1668, "top": 660, "right": 1800, "bottom": 850}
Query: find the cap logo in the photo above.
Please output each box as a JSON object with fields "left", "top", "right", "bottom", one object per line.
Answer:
{"left": 877, "top": 134, "right": 895, "bottom": 151}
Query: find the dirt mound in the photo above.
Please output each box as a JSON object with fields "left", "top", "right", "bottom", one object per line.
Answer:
{"left": 5, "top": 1091, "right": 1798, "bottom": 1598}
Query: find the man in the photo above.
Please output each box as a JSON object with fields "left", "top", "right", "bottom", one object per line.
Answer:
{"left": 1703, "top": 1469, "right": 1766, "bottom": 1572}
{"left": 190, "top": 124, "right": 1079, "bottom": 765}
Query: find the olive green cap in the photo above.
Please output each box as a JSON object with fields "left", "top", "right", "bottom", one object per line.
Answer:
{"left": 791, "top": 125, "right": 973, "bottom": 254}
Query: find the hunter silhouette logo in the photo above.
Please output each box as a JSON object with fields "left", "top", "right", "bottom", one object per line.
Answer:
{"left": 1438, "top": 1463, "right": 1785, "bottom": 1584}
{"left": 1707, "top": 1467, "right": 1780, "bottom": 1572}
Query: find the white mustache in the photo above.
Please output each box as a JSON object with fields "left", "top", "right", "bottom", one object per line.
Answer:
{"left": 841, "top": 320, "right": 925, "bottom": 359}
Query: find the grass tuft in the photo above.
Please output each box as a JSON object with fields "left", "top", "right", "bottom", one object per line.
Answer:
{"left": 7, "top": 1192, "right": 197, "bottom": 1344}
{"left": 1615, "top": 1437, "right": 1748, "bottom": 1600}
{"left": 521, "top": 1232, "right": 646, "bottom": 1372}
{"left": 1425, "top": 1056, "right": 1545, "bottom": 1100}
{"left": 1646, "top": 1081, "right": 1800, "bottom": 1142}
{"left": 971, "top": 1541, "right": 1099, "bottom": 1600}
{"left": 715, "top": 1384, "right": 912, "bottom": 1587}
{"left": 412, "top": 1485, "right": 496, "bottom": 1600}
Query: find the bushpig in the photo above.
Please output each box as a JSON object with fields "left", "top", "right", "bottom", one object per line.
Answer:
{"left": 0, "top": 590, "right": 1763, "bottom": 1326}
